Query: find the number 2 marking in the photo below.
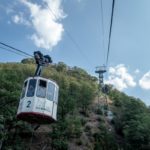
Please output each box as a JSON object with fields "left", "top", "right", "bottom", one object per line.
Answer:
{"left": 26, "top": 101, "right": 31, "bottom": 108}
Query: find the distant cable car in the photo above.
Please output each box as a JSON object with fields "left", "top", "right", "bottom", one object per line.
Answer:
{"left": 102, "top": 84, "right": 109, "bottom": 94}
{"left": 17, "top": 51, "right": 59, "bottom": 124}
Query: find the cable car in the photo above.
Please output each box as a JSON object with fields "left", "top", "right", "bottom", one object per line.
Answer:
{"left": 102, "top": 84, "right": 109, "bottom": 94}
{"left": 17, "top": 51, "right": 59, "bottom": 124}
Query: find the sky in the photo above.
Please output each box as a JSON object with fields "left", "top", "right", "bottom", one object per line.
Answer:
{"left": 0, "top": 0, "right": 150, "bottom": 105}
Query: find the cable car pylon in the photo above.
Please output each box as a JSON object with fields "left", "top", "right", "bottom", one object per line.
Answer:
{"left": 95, "top": 65, "right": 108, "bottom": 113}
{"left": 95, "top": 65, "right": 106, "bottom": 87}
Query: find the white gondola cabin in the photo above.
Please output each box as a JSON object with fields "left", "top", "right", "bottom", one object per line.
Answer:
{"left": 17, "top": 51, "right": 59, "bottom": 124}
{"left": 17, "top": 76, "right": 59, "bottom": 124}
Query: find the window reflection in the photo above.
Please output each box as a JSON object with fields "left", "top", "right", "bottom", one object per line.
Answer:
{"left": 27, "top": 79, "right": 36, "bottom": 97}
{"left": 47, "top": 82, "right": 55, "bottom": 101}
{"left": 36, "top": 80, "right": 47, "bottom": 98}
{"left": 54, "top": 87, "right": 59, "bottom": 103}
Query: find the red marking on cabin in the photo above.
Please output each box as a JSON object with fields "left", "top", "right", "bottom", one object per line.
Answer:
{"left": 17, "top": 112, "right": 56, "bottom": 124}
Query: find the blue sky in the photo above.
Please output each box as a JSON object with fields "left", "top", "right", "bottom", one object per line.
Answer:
{"left": 0, "top": 0, "right": 150, "bottom": 105}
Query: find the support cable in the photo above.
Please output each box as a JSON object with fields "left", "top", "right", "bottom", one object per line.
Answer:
{"left": 105, "top": 0, "right": 115, "bottom": 67}
{"left": 0, "top": 42, "right": 33, "bottom": 58}
{"left": 0, "top": 46, "right": 28, "bottom": 57}
{"left": 44, "top": 2, "right": 94, "bottom": 66}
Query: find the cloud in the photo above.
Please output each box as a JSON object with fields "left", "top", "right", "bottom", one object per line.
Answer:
{"left": 12, "top": 14, "right": 30, "bottom": 26}
{"left": 18, "top": 0, "right": 66, "bottom": 50}
{"left": 13, "top": 15, "right": 20, "bottom": 23}
{"left": 105, "top": 64, "right": 136, "bottom": 91}
{"left": 139, "top": 71, "right": 150, "bottom": 90}
{"left": 134, "top": 69, "right": 140, "bottom": 74}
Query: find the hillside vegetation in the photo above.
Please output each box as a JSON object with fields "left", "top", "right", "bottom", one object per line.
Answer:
{"left": 0, "top": 61, "right": 150, "bottom": 150}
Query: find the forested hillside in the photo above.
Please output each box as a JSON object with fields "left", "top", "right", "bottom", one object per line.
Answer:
{"left": 0, "top": 61, "right": 150, "bottom": 150}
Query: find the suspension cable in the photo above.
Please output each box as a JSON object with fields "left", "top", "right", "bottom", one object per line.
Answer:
{"left": 0, "top": 42, "right": 33, "bottom": 58}
{"left": 105, "top": 0, "right": 115, "bottom": 67}
{"left": 0, "top": 46, "right": 28, "bottom": 57}
{"left": 43, "top": 2, "right": 94, "bottom": 66}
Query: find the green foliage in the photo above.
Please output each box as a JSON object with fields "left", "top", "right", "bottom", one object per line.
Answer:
{"left": 51, "top": 139, "right": 68, "bottom": 150}
{"left": 50, "top": 122, "right": 68, "bottom": 150}
{"left": 95, "top": 107, "right": 103, "bottom": 115}
{"left": 55, "top": 62, "right": 68, "bottom": 72}
{"left": 0, "top": 62, "right": 97, "bottom": 149}
{"left": 65, "top": 116, "right": 83, "bottom": 138}
{"left": 50, "top": 116, "right": 83, "bottom": 150}
{"left": 108, "top": 87, "right": 150, "bottom": 150}
{"left": 1, "top": 61, "right": 150, "bottom": 150}
{"left": 93, "top": 123, "right": 117, "bottom": 150}
{"left": 21, "top": 58, "right": 35, "bottom": 64}
{"left": 78, "top": 81, "right": 96, "bottom": 115}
